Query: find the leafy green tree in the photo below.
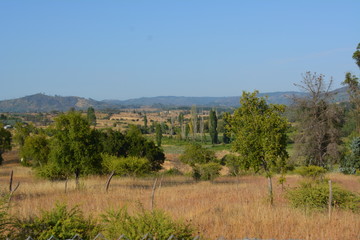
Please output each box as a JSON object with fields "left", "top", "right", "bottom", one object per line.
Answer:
{"left": 353, "top": 42, "right": 360, "bottom": 68}
{"left": 86, "top": 107, "right": 97, "bottom": 126}
{"left": 226, "top": 91, "right": 289, "bottom": 204}
{"left": 47, "top": 111, "right": 102, "bottom": 185}
{"left": 155, "top": 123, "right": 162, "bottom": 147}
{"left": 125, "top": 125, "right": 165, "bottom": 171}
{"left": 222, "top": 112, "right": 231, "bottom": 144}
{"left": 342, "top": 43, "right": 360, "bottom": 134}
{"left": 143, "top": 114, "right": 148, "bottom": 133}
{"left": 21, "top": 134, "right": 50, "bottom": 167}
{"left": 13, "top": 122, "right": 34, "bottom": 148}
{"left": 209, "top": 109, "right": 218, "bottom": 144}
{"left": 0, "top": 124, "right": 12, "bottom": 165}
{"left": 99, "top": 128, "right": 127, "bottom": 157}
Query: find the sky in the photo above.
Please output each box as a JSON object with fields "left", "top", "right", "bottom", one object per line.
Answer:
{"left": 0, "top": 1, "right": 359, "bottom": 101}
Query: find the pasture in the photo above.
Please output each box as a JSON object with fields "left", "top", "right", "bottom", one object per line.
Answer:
{"left": 1, "top": 150, "right": 360, "bottom": 239}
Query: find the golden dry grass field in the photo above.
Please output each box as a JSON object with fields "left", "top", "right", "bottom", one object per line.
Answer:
{"left": 1, "top": 150, "right": 360, "bottom": 240}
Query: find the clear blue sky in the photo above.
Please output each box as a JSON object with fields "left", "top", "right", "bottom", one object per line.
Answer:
{"left": 1, "top": 1, "right": 359, "bottom": 100}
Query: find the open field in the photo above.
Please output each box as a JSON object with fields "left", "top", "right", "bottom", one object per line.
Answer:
{"left": 1, "top": 150, "right": 360, "bottom": 239}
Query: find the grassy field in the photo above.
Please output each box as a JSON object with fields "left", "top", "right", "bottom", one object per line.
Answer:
{"left": 1, "top": 150, "right": 360, "bottom": 239}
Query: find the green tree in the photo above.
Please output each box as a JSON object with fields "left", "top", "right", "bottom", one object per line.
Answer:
{"left": 222, "top": 112, "right": 231, "bottom": 144}
{"left": 86, "top": 107, "right": 97, "bottom": 126}
{"left": 209, "top": 109, "right": 218, "bottom": 144}
{"left": 155, "top": 123, "right": 162, "bottom": 147}
{"left": 21, "top": 134, "right": 50, "bottom": 167}
{"left": 13, "top": 122, "right": 34, "bottom": 148}
{"left": 353, "top": 42, "right": 360, "bottom": 68}
{"left": 0, "top": 124, "right": 12, "bottom": 165}
{"left": 125, "top": 125, "right": 165, "bottom": 171}
{"left": 342, "top": 43, "right": 360, "bottom": 134}
{"left": 99, "top": 128, "right": 127, "bottom": 157}
{"left": 226, "top": 91, "right": 289, "bottom": 204}
{"left": 143, "top": 114, "right": 148, "bottom": 133}
{"left": 47, "top": 111, "right": 102, "bottom": 185}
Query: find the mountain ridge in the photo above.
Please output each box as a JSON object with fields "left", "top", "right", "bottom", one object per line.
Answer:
{"left": 0, "top": 88, "right": 349, "bottom": 113}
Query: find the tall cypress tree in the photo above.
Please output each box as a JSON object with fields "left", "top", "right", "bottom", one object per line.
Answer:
{"left": 209, "top": 109, "right": 218, "bottom": 144}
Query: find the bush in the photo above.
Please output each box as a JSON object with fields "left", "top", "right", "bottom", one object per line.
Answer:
{"left": 101, "top": 207, "right": 195, "bottom": 240}
{"left": 180, "top": 143, "right": 216, "bottom": 166}
{"left": 12, "top": 203, "right": 100, "bottom": 240}
{"left": 286, "top": 181, "right": 360, "bottom": 212}
{"left": 102, "top": 155, "right": 151, "bottom": 177}
{"left": 192, "top": 162, "right": 222, "bottom": 181}
{"left": 162, "top": 168, "right": 183, "bottom": 176}
{"left": 222, "top": 154, "right": 241, "bottom": 176}
{"left": 295, "top": 165, "right": 327, "bottom": 181}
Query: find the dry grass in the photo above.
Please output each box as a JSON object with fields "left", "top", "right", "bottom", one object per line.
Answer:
{"left": 1, "top": 151, "right": 360, "bottom": 239}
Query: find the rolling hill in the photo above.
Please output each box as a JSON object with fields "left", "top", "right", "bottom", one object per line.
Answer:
{"left": 0, "top": 88, "right": 349, "bottom": 113}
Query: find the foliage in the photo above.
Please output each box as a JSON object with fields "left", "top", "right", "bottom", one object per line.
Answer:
{"left": 161, "top": 167, "right": 183, "bottom": 176}
{"left": 155, "top": 123, "right": 162, "bottom": 147}
{"left": 102, "top": 155, "right": 151, "bottom": 177}
{"left": 99, "top": 128, "right": 127, "bottom": 157}
{"left": 125, "top": 125, "right": 165, "bottom": 171}
{"left": 13, "top": 122, "right": 34, "bottom": 147}
{"left": 340, "top": 137, "right": 360, "bottom": 174}
{"left": 226, "top": 91, "right": 289, "bottom": 174}
{"left": 86, "top": 107, "right": 97, "bottom": 126}
{"left": 353, "top": 42, "right": 360, "bottom": 68}
{"left": 20, "top": 134, "right": 50, "bottom": 167}
{"left": 101, "top": 207, "right": 195, "bottom": 240}
{"left": 209, "top": 109, "right": 218, "bottom": 144}
{"left": 0, "top": 124, "right": 12, "bottom": 165}
{"left": 295, "top": 165, "right": 327, "bottom": 181}
{"left": 226, "top": 91, "right": 289, "bottom": 204}
{"left": 13, "top": 203, "right": 100, "bottom": 240}
{"left": 47, "top": 111, "right": 102, "bottom": 180}
{"left": 222, "top": 154, "right": 242, "bottom": 176}
{"left": 180, "top": 143, "right": 216, "bottom": 166}
{"left": 286, "top": 181, "right": 360, "bottom": 212}
{"left": 192, "top": 162, "right": 222, "bottom": 181}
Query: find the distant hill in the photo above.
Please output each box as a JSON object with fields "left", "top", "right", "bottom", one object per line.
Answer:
{"left": 104, "top": 92, "right": 308, "bottom": 107}
{"left": 0, "top": 93, "right": 113, "bottom": 112}
{"left": 0, "top": 88, "right": 349, "bottom": 113}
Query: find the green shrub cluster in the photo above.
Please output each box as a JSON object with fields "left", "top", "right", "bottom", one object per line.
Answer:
{"left": 286, "top": 181, "right": 360, "bottom": 212}
{"left": 0, "top": 198, "right": 196, "bottom": 240}
{"left": 12, "top": 203, "right": 100, "bottom": 240}
{"left": 101, "top": 207, "right": 195, "bottom": 240}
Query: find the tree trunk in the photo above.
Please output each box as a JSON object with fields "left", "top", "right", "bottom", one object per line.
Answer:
{"left": 75, "top": 170, "right": 80, "bottom": 190}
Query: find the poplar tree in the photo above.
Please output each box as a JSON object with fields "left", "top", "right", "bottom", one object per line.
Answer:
{"left": 209, "top": 109, "right": 218, "bottom": 144}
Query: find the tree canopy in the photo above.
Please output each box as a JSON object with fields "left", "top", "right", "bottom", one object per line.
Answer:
{"left": 226, "top": 91, "right": 289, "bottom": 204}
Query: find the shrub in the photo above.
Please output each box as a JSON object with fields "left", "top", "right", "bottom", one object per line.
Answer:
{"left": 222, "top": 154, "right": 241, "bottom": 176}
{"left": 101, "top": 207, "right": 195, "bottom": 240}
{"left": 12, "top": 203, "right": 100, "bottom": 240}
{"left": 286, "top": 181, "right": 360, "bottom": 212}
{"left": 162, "top": 168, "right": 183, "bottom": 176}
{"left": 192, "top": 162, "right": 222, "bottom": 181}
{"left": 180, "top": 143, "right": 216, "bottom": 165}
{"left": 102, "top": 154, "right": 151, "bottom": 177}
{"left": 295, "top": 165, "right": 327, "bottom": 181}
